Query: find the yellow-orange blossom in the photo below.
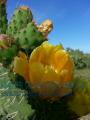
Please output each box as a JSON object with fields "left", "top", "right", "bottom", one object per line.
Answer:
{"left": 14, "top": 41, "right": 74, "bottom": 100}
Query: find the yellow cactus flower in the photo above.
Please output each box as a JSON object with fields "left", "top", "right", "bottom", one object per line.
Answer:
{"left": 13, "top": 51, "right": 29, "bottom": 81}
{"left": 13, "top": 42, "right": 74, "bottom": 101}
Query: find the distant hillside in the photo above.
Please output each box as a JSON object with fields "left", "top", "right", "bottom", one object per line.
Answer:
{"left": 66, "top": 48, "right": 90, "bottom": 69}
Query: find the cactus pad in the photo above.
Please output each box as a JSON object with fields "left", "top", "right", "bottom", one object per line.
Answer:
{"left": 0, "top": 66, "right": 34, "bottom": 120}
{"left": 7, "top": 6, "right": 33, "bottom": 37}
{"left": 15, "top": 22, "right": 47, "bottom": 51}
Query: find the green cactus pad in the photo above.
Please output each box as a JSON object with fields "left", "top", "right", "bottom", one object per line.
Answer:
{"left": 7, "top": 6, "right": 33, "bottom": 37}
{"left": 0, "top": 1, "right": 8, "bottom": 34}
{"left": 0, "top": 45, "right": 18, "bottom": 67}
{"left": 15, "top": 22, "right": 47, "bottom": 52}
{"left": 0, "top": 66, "right": 34, "bottom": 120}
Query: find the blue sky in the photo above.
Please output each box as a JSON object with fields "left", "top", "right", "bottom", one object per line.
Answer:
{"left": 7, "top": 0, "right": 90, "bottom": 53}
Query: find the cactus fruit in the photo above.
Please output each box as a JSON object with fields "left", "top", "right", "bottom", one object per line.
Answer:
{"left": 0, "top": 34, "right": 14, "bottom": 49}
{"left": 0, "top": 0, "right": 8, "bottom": 34}
{"left": 37, "top": 19, "right": 53, "bottom": 37}
{"left": 15, "top": 22, "right": 47, "bottom": 51}
{"left": 0, "top": 0, "right": 7, "bottom": 4}
{"left": 7, "top": 6, "right": 33, "bottom": 37}
{"left": 0, "top": 34, "right": 17, "bottom": 66}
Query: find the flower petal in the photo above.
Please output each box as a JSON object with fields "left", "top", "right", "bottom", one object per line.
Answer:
{"left": 13, "top": 52, "right": 29, "bottom": 81}
{"left": 50, "top": 50, "right": 69, "bottom": 72}
{"left": 29, "top": 62, "right": 44, "bottom": 84}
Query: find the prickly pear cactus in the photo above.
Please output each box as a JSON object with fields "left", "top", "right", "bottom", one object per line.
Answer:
{"left": 7, "top": 6, "right": 33, "bottom": 37}
{"left": 0, "top": 0, "right": 8, "bottom": 34}
{"left": 0, "top": 34, "right": 17, "bottom": 66}
{"left": 0, "top": 66, "right": 34, "bottom": 120}
{"left": 15, "top": 22, "right": 47, "bottom": 51}
{"left": 0, "top": 3, "right": 56, "bottom": 120}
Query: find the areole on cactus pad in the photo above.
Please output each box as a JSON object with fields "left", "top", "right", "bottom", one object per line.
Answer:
{"left": 13, "top": 41, "right": 74, "bottom": 101}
